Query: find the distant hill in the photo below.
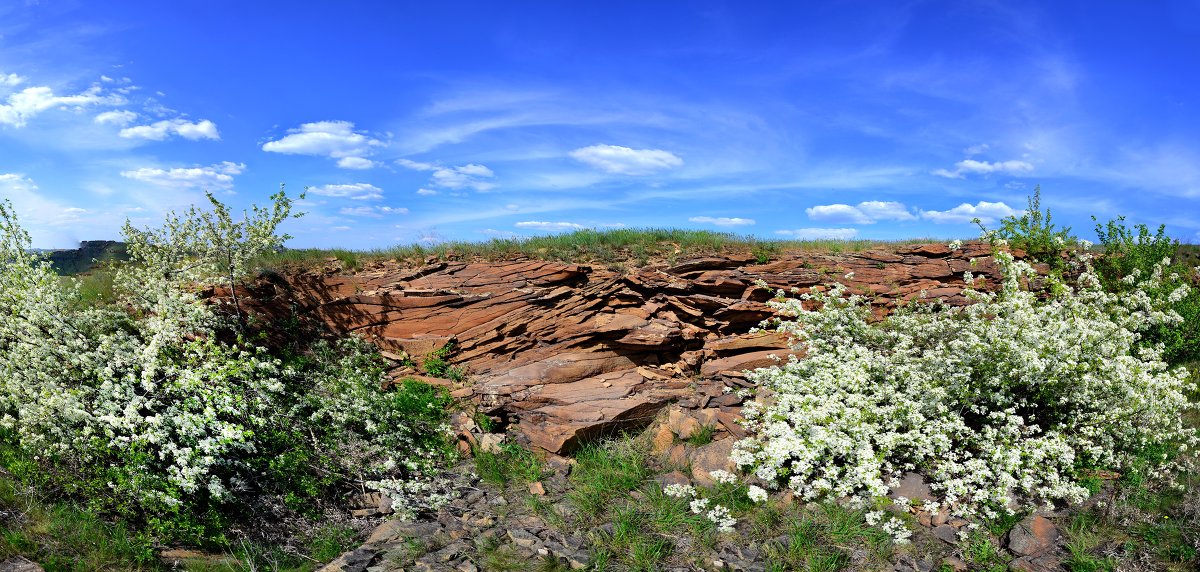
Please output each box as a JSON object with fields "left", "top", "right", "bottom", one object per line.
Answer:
{"left": 43, "top": 240, "right": 128, "bottom": 275}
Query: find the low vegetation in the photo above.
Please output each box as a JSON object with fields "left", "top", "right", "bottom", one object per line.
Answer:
{"left": 256, "top": 228, "right": 930, "bottom": 271}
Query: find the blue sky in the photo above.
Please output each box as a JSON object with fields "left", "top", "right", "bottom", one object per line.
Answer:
{"left": 2, "top": 1, "right": 1199, "bottom": 248}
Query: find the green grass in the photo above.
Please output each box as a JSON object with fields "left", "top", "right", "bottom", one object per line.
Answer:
{"left": 760, "top": 502, "right": 898, "bottom": 572}
{"left": 1063, "top": 513, "right": 1117, "bottom": 572}
{"left": 684, "top": 425, "right": 716, "bottom": 446}
{"left": 568, "top": 439, "right": 654, "bottom": 520}
{"left": 0, "top": 463, "right": 359, "bottom": 571}
{"left": 255, "top": 228, "right": 930, "bottom": 271}
{"left": 0, "top": 471, "right": 158, "bottom": 570}
{"left": 474, "top": 441, "right": 548, "bottom": 486}
{"left": 552, "top": 433, "right": 899, "bottom": 571}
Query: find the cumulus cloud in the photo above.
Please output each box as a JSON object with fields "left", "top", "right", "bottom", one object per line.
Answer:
{"left": 308, "top": 183, "right": 383, "bottom": 200}
{"left": 570, "top": 144, "right": 683, "bottom": 175}
{"left": 688, "top": 216, "right": 755, "bottom": 226}
{"left": 119, "top": 118, "right": 219, "bottom": 141}
{"left": 94, "top": 110, "right": 138, "bottom": 126}
{"left": 515, "top": 221, "right": 585, "bottom": 231}
{"left": 0, "top": 84, "right": 125, "bottom": 128}
{"left": 932, "top": 159, "right": 1034, "bottom": 179}
{"left": 774, "top": 228, "right": 860, "bottom": 240}
{"left": 806, "top": 201, "right": 915, "bottom": 224}
{"left": 805, "top": 204, "right": 872, "bottom": 224}
{"left": 920, "top": 201, "right": 1020, "bottom": 224}
{"left": 262, "top": 120, "right": 384, "bottom": 168}
{"left": 339, "top": 206, "right": 408, "bottom": 218}
{"left": 120, "top": 161, "right": 245, "bottom": 191}
{"left": 1, "top": 73, "right": 26, "bottom": 87}
{"left": 415, "top": 188, "right": 438, "bottom": 196}
{"left": 336, "top": 156, "right": 378, "bottom": 169}
{"left": 398, "top": 159, "right": 497, "bottom": 192}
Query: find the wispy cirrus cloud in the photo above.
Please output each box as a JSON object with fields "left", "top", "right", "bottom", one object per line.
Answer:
{"left": 94, "top": 109, "right": 138, "bottom": 126}
{"left": 338, "top": 205, "right": 408, "bottom": 218}
{"left": 397, "top": 159, "right": 497, "bottom": 192}
{"left": 0, "top": 173, "right": 106, "bottom": 245}
{"left": 308, "top": 183, "right": 383, "bottom": 200}
{"left": 0, "top": 83, "right": 125, "bottom": 128}
{"left": 570, "top": 144, "right": 683, "bottom": 175}
{"left": 514, "top": 220, "right": 584, "bottom": 231}
{"left": 932, "top": 159, "right": 1034, "bottom": 179}
{"left": 775, "top": 228, "right": 860, "bottom": 240}
{"left": 688, "top": 216, "right": 755, "bottom": 227}
{"left": 119, "top": 161, "right": 245, "bottom": 191}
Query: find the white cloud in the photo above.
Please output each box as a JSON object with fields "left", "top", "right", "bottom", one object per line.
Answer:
{"left": 336, "top": 156, "right": 378, "bottom": 169}
{"left": 856, "top": 201, "right": 916, "bottom": 221}
{"left": 774, "top": 228, "right": 860, "bottom": 240}
{"left": 339, "top": 206, "right": 408, "bottom": 218}
{"left": 431, "top": 164, "right": 496, "bottom": 191}
{"left": 119, "top": 118, "right": 219, "bottom": 141}
{"left": 920, "top": 201, "right": 1020, "bottom": 224}
{"left": 480, "top": 228, "right": 520, "bottom": 239}
{"left": 0, "top": 85, "right": 124, "bottom": 128}
{"left": 330, "top": 226, "right": 352, "bottom": 232}
{"left": 805, "top": 204, "right": 872, "bottom": 224}
{"left": 396, "top": 158, "right": 437, "bottom": 171}
{"left": 570, "top": 144, "right": 683, "bottom": 175}
{"left": 415, "top": 188, "right": 438, "bottom": 196}
{"left": 515, "top": 221, "right": 585, "bottom": 231}
{"left": 399, "top": 159, "right": 497, "bottom": 192}
{"left": 308, "top": 183, "right": 383, "bottom": 200}
{"left": 806, "top": 201, "right": 915, "bottom": 224}
{"left": 0, "top": 174, "right": 98, "bottom": 244}
{"left": 94, "top": 110, "right": 138, "bottom": 126}
{"left": 688, "top": 216, "right": 755, "bottom": 227}
{"left": 120, "top": 161, "right": 245, "bottom": 191}
{"left": 932, "top": 159, "right": 1034, "bottom": 179}
{"left": 964, "top": 143, "right": 990, "bottom": 155}
{"left": 1, "top": 73, "right": 25, "bottom": 87}
{"left": 262, "top": 121, "right": 384, "bottom": 169}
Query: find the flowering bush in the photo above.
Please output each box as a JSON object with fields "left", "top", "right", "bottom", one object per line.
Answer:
{"left": 732, "top": 243, "right": 1199, "bottom": 535}
{"left": 0, "top": 195, "right": 454, "bottom": 543}
{"left": 1092, "top": 216, "right": 1200, "bottom": 365}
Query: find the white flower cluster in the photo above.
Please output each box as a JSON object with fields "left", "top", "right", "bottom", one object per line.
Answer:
{"left": 733, "top": 246, "right": 1199, "bottom": 524}
{"left": 0, "top": 196, "right": 450, "bottom": 519}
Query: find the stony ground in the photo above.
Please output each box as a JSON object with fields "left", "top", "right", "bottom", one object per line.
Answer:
{"left": 314, "top": 404, "right": 1089, "bottom": 572}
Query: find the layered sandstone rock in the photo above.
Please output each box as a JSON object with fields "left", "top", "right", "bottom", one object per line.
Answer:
{"left": 236, "top": 241, "right": 1002, "bottom": 454}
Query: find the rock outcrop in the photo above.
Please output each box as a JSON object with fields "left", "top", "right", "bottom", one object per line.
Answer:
{"left": 235, "top": 241, "right": 1003, "bottom": 455}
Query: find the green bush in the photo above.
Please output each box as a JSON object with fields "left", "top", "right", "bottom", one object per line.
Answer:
{"left": 976, "top": 186, "right": 1074, "bottom": 272}
{"left": 1093, "top": 216, "right": 1200, "bottom": 365}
